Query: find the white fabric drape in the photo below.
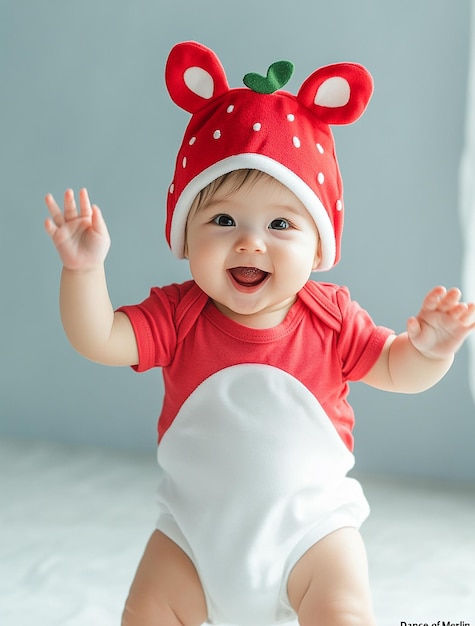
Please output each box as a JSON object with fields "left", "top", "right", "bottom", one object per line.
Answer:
{"left": 460, "top": 3, "right": 475, "bottom": 403}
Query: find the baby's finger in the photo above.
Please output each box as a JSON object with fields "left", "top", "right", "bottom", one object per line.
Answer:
{"left": 448, "top": 301, "right": 469, "bottom": 320}
{"left": 44, "top": 216, "right": 58, "bottom": 238}
{"left": 458, "top": 302, "right": 475, "bottom": 326}
{"left": 437, "top": 287, "right": 462, "bottom": 312}
{"left": 90, "top": 204, "right": 106, "bottom": 233}
{"left": 63, "top": 188, "right": 78, "bottom": 221}
{"left": 421, "top": 286, "right": 447, "bottom": 311}
{"left": 44, "top": 193, "right": 65, "bottom": 227}
{"left": 406, "top": 315, "right": 421, "bottom": 337}
{"left": 78, "top": 188, "right": 93, "bottom": 218}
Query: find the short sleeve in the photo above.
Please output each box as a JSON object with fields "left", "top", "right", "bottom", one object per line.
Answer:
{"left": 117, "top": 286, "right": 180, "bottom": 372}
{"left": 335, "top": 287, "right": 394, "bottom": 381}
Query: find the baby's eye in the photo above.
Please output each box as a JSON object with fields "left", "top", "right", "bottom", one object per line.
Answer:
{"left": 213, "top": 214, "right": 235, "bottom": 227}
{"left": 269, "top": 218, "right": 291, "bottom": 230}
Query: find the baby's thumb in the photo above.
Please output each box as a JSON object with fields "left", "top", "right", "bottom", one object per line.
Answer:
{"left": 406, "top": 316, "right": 422, "bottom": 343}
{"left": 91, "top": 205, "right": 109, "bottom": 236}
{"left": 44, "top": 217, "right": 55, "bottom": 237}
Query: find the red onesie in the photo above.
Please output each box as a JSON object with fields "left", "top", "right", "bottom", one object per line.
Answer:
{"left": 119, "top": 279, "right": 393, "bottom": 626}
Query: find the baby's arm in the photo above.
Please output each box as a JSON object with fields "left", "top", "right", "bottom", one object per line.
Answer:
{"left": 362, "top": 286, "right": 475, "bottom": 393}
{"left": 45, "top": 188, "right": 138, "bottom": 366}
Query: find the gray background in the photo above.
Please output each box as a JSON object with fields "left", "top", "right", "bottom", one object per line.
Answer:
{"left": 1, "top": 0, "right": 474, "bottom": 482}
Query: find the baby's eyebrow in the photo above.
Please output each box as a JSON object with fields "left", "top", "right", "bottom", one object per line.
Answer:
{"left": 202, "top": 199, "right": 227, "bottom": 210}
{"left": 272, "top": 204, "right": 302, "bottom": 215}
{"left": 200, "top": 196, "right": 237, "bottom": 213}
{"left": 201, "top": 198, "right": 303, "bottom": 216}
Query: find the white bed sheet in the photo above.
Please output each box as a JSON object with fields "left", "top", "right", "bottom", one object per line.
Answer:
{"left": 1, "top": 437, "right": 474, "bottom": 626}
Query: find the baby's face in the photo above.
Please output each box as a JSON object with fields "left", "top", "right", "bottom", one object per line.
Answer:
{"left": 185, "top": 175, "right": 321, "bottom": 327}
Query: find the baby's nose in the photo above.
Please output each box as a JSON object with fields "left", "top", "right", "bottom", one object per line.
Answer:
{"left": 235, "top": 228, "right": 267, "bottom": 253}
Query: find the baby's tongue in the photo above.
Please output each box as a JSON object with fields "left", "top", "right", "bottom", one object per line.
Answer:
{"left": 229, "top": 267, "right": 268, "bottom": 286}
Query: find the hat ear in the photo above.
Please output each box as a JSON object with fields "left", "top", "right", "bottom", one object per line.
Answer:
{"left": 165, "top": 41, "right": 230, "bottom": 114}
{"left": 297, "top": 62, "right": 373, "bottom": 125}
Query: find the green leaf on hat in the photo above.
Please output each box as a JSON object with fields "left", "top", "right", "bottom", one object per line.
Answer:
{"left": 243, "top": 60, "right": 295, "bottom": 94}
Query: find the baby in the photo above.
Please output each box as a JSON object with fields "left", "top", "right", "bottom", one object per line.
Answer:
{"left": 45, "top": 42, "right": 475, "bottom": 626}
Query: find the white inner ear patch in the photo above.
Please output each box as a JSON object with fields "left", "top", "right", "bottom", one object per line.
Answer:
{"left": 314, "top": 76, "right": 350, "bottom": 108}
{"left": 184, "top": 67, "right": 214, "bottom": 99}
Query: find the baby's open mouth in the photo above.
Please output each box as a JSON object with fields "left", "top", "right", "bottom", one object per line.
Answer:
{"left": 228, "top": 267, "right": 270, "bottom": 287}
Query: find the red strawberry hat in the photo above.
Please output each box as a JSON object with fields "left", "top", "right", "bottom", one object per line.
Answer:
{"left": 165, "top": 41, "right": 373, "bottom": 270}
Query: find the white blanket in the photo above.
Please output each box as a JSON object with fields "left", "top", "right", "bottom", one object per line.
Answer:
{"left": 1, "top": 438, "right": 474, "bottom": 626}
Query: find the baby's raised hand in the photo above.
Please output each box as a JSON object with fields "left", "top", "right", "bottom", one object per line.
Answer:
{"left": 44, "top": 188, "right": 111, "bottom": 271}
{"left": 407, "top": 286, "right": 475, "bottom": 360}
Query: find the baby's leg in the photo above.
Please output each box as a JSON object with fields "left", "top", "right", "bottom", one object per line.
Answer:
{"left": 287, "top": 527, "right": 376, "bottom": 626}
{"left": 122, "top": 530, "right": 208, "bottom": 626}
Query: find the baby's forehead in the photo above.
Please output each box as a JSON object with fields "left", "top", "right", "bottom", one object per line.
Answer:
{"left": 202, "top": 171, "right": 303, "bottom": 208}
